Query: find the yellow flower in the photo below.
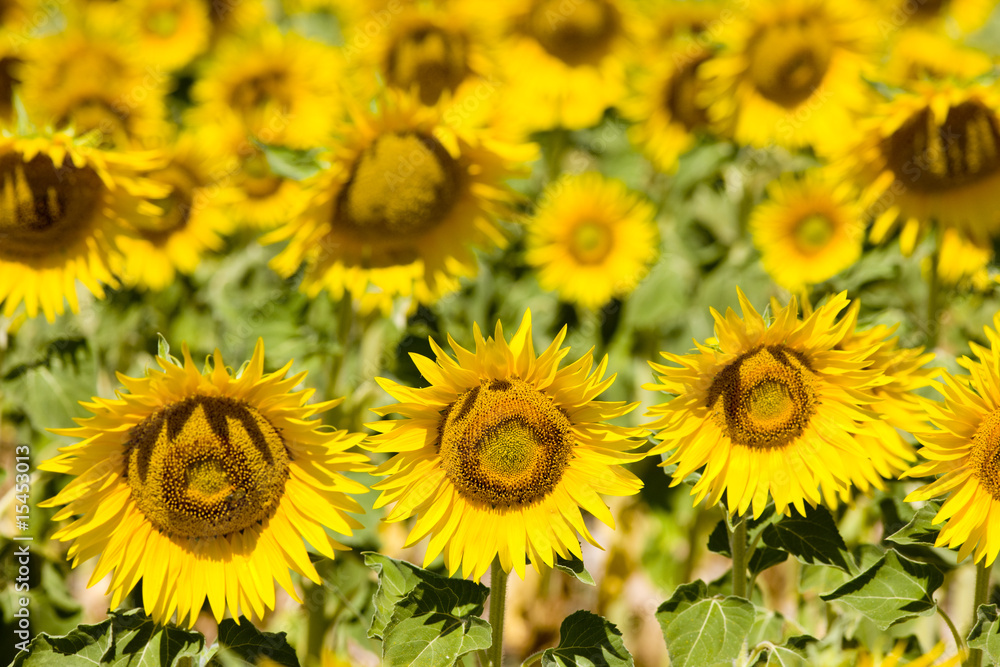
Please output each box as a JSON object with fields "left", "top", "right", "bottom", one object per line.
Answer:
{"left": 841, "top": 81, "right": 1000, "bottom": 280}
{"left": 0, "top": 131, "right": 163, "bottom": 322}
{"left": 881, "top": 29, "right": 994, "bottom": 88}
{"left": 266, "top": 91, "right": 535, "bottom": 315}
{"left": 525, "top": 172, "right": 658, "bottom": 309}
{"left": 120, "top": 0, "right": 212, "bottom": 71}
{"left": 872, "top": 0, "right": 995, "bottom": 33}
{"left": 0, "top": 31, "right": 22, "bottom": 124}
{"left": 367, "top": 311, "right": 645, "bottom": 579}
{"left": 904, "top": 312, "right": 1000, "bottom": 565}
{"left": 645, "top": 290, "right": 889, "bottom": 518}
{"left": 858, "top": 641, "right": 963, "bottom": 667}
{"left": 749, "top": 169, "right": 864, "bottom": 291}
{"left": 39, "top": 340, "right": 371, "bottom": 626}
{"left": 699, "top": 0, "right": 877, "bottom": 153}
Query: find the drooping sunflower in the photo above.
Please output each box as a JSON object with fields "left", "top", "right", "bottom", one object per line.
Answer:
{"left": 119, "top": 0, "right": 212, "bottom": 71}
{"left": 749, "top": 169, "right": 865, "bottom": 291}
{"left": 524, "top": 172, "right": 658, "bottom": 310}
{"left": 367, "top": 311, "right": 646, "bottom": 579}
{"left": 645, "top": 289, "right": 888, "bottom": 518}
{"left": 112, "top": 132, "right": 234, "bottom": 291}
{"left": 265, "top": 91, "right": 535, "bottom": 315}
{"left": 0, "top": 131, "right": 164, "bottom": 322}
{"left": 699, "top": 0, "right": 878, "bottom": 153}
{"left": 904, "top": 313, "right": 1000, "bottom": 565}
{"left": 842, "top": 81, "right": 1000, "bottom": 273}
{"left": 39, "top": 340, "right": 371, "bottom": 626}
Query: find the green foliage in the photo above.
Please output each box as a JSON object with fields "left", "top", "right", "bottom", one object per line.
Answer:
{"left": 656, "top": 580, "right": 756, "bottom": 667}
{"left": 255, "top": 142, "right": 325, "bottom": 181}
{"left": 760, "top": 506, "right": 854, "bottom": 573}
{"left": 211, "top": 619, "right": 299, "bottom": 667}
{"left": 968, "top": 604, "right": 1000, "bottom": 663}
{"left": 884, "top": 502, "right": 943, "bottom": 547}
{"left": 540, "top": 610, "right": 633, "bottom": 667}
{"left": 554, "top": 554, "right": 596, "bottom": 586}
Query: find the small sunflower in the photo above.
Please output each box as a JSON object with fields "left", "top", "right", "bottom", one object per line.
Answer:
{"left": 699, "top": 0, "right": 877, "bottom": 153}
{"left": 39, "top": 340, "right": 371, "bottom": 627}
{"left": 113, "top": 132, "right": 234, "bottom": 291}
{"left": 904, "top": 313, "right": 1000, "bottom": 565}
{"left": 881, "top": 29, "right": 994, "bottom": 88}
{"left": 873, "top": 0, "right": 995, "bottom": 33}
{"left": 367, "top": 311, "right": 646, "bottom": 579}
{"left": 525, "top": 172, "right": 658, "bottom": 309}
{"left": 844, "top": 81, "right": 1000, "bottom": 258}
{"left": 645, "top": 289, "right": 888, "bottom": 518}
{"left": 0, "top": 131, "right": 163, "bottom": 322}
{"left": 266, "top": 91, "right": 535, "bottom": 315}
{"left": 189, "top": 25, "right": 343, "bottom": 149}
{"left": 120, "top": 0, "right": 212, "bottom": 71}
{"left": 749, "top": 169, "right": 865, "bottom": 291}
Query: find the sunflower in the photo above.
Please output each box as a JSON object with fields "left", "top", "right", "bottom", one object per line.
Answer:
{"left": 265, "top": 91, "right": 535, "bottom": 315}
{"left": 39, "top": 340, "right": 371, "bottom": 627}
{"left": 112, "top": 132, "right": 234, "bottom": 291}
{"left": 644, "top": 290, "right": 889, "bottom": 518}
{"left": 495, "top": 0, "right": 634, "bottom": 133}
{"left": 120, "top": 0, "right": 212, "bottom": 71}
{"left": 881, "top": 29, "right": 994, "bottom": 88}
{"left": 0, "top": 131, "right": 163, "bottom": 322}
{"left": 873, "top": 0, "right": 995, "bottom": 33}
{"left": 699, "top": 0, "right": 878, "bottom": 153}
{"left": 367, "top": 311, "right": 646, "bottom": 579}
{"left": 858, "top": 642, "right": 963, "bottom": 667}
{"left": 189, "top": 25, "right": 343, "bottom": 150}
{"left": 903, "top": 313, "right": 1000, "bottom": 565}
{"left": 0, "top": 30, "right": 23, "bottom": 124}
{"left": 842, "top": 81, "right": 1000, "bottom": 278}
{"left": 749, "top": 169, "right": 865, "bottom": 291}
{"left": 524, "top": 172, "right": 658, "bottom": 309}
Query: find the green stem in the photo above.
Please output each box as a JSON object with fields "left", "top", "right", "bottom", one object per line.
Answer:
{"left": 305, "top": 581, "right": 328, "bottom": 664}
{"left": 967, "top": 559, "right": 993, "bottom": 667}
{"left": 937, "top": 606, "right": 965, "bottom": 662}
{"left": 926, "top": 246, "right": 941, "bottom": 349}
{"left": 520, "top": 649, "right": 545, "bottom": 667}
{"left": 729, "top": 514, "right": 748, "bottom": 599}
{"left": 489, "top": 559, "right": 509, "bottom": 667}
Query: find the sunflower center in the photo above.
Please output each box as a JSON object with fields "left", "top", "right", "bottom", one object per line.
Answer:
{"left": 664, "top": 51, "right": 711, "bottom": 130}
{"left": 707, "top": 345, "right": 817, "bottom": 449}
{"left": 909, "top": 0, "right": 946, "bottom": 20}
{"left": 136, "top": 163, "right": 198, "bottom": 241}
{"left": 242, "top": 152, "right": 284, "bottom": 199}
{"left": 527, "top": 0, "right": 621, "bottom": 67}
{"left": 386, "top": 25, "right": 470, "bottom": 106}
{"left": 569, "top": 219, "right": 614, "bottom": 264}
{"left": 793, "top": 213, "right": 835, "bottom": 253}
{"left": 338, "top": 132, "right": 459, "bottom": 236}
{"left": 438, "top": 377, "right": 574, "bottom": 508}
{"left": 883, "top": 100, "right": 1000, "bottom": 193}
{"left": 124, "top": 395, "right": 289, "bottom": 539}
{"left": 229, "top": 68, "right": 290, "bottom": 114}
{"left": 970, "top": 409, "right": 1000, "bottom": 500}
{"left": 146, "top": 8, "right": 180, "bottom": 37}
{"left": 0, "top": 152, "right": 103, "bottom": 261}
{"left": 0, "top": 56, "right": 22, "bottom": 121}
{"left": 747, "top": 13, "right": 833, "bottom": 108}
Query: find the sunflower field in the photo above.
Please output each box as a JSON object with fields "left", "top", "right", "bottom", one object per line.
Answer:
{"left": 4, "top": 0, "right": 1000, "bottom": 665}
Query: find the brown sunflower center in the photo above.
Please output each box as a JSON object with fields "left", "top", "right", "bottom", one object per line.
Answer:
{"left": 338, "top": 132, "right": 460, "bottom": 236}
{"left": 794, "top": 213, "right": 835, "bottom": 253}
{"left": 136, "top": 163, "right": 198, "bottom": 242}
{"left": 0, "top": 56, "right": 22, "bottom": 121}
{"left": 664, "top": 51, "right": 712, "bottom": 130}
{"left": 438, "top": 377, "right": 574, "bottom": 508}
{"left": 0, "top": 152, "right": 104, "bottom": 261}
{"left": 229, "top": 68, "right": 290, "bottom": 114}
{"left": 747, "top": 13, "right": 833, "bottom": 108}
{"left": 970, "top": 409, "right": 1000, "bottom": 500}
{"left": 527, "top": 0, "right": 621, "bottom": 67}
{"left": 569, "top": 219, "right": 614, "bottom": 264}
{"left": 707, "top": 345, "right": 817, "bottom": 449}
{"left": 241, "top": 152, "right": 284, "bottom": 199}
{"left": 124, "top": 395, "right": 290, "bottom": 539}
{"left": 386, "top": 25, "right": 470, "bottom": 106}
{"left": 908, "top": 0, "right": 947, "bottom": 21}
{"left": 882, "top": 100, "right": 1000, "bottom": 193}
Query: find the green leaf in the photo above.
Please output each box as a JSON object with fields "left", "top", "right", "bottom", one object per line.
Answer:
{"left": 540, "top": 610, "right": 633, "bottom": 667}
{"left": 255, "top": 141, "right": 324, "bottom": 181}
{"left": 210, "top": 618, "right": 299, "bottom": 666}
{"left": 749, "top": 548, "right": 788, "bottom": 577}
{"left": 656, "top": 581, "right": 756, "bottom": 667}
{"left": 820, "top": 550, "right": 944, "bottom": 630}
{"left": 884, "top": 502, "right": 942, "bottom": 547}
{"left": 761, "top": 506, "right": 853, "bottom": 573}
{"left": 11, "top": 608, "right": 204, "bottom": 666}
{"left": 764, "top": 637, "right": 817, "bottom": 667}
{"left": 968, "top": 604, "right": 1000, "bottom": 664}
{"left": 554, "top": 554, "right": 596, "bottom": 586}
{"left": 364, "top": 553, "right": 491, "bottom": 667}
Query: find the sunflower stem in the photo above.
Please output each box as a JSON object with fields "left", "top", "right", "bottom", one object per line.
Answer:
{"left": 968, "top": 558, "right": 993, "bottom": 667}
{"left": 489, "top": 559, "right": 509, "bottom": 667}
{"left": 729, "top": 514, "right": 749, "bottom": 599}
{"left": 926, "top": 245, "right": 941, "bottom": 349}
{"left": 937, "top": 606, "right": 965, "bottom": 662}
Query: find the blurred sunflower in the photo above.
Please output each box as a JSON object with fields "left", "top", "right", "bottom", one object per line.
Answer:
{"left": 0, "top": 131, "right": 163, "bottom": 322}
{"left": 638, "top": 0, "right": 726, "bottom": 43}
{"left": 367, "top": 311, "right": 646, "bottom": 579}
{"left": 113, "top": 133, "right": 234, "bottom": 291}
{"left": 266, "top": 92, "right": 535, "bottom": 315}
{"left": 189, "top": 25, "right": 343, "bottom": 149}
{"left": 525, "top": 172, "right": 658, "bottom": 310}
{"left": 497, "top": 0, "right": 634, "bottom": 133}
{"left": 0, "top": 31, "right": 22, "bottom": 124}
{"left": 843, "top": 81, "right": 1000, "bottom": 281}
{"left": 750, "top": 169, "right": 864, "bottom": 291}
{"left": 645, "top": 290, "right": 887, "bottom": 518}
{"left": 0, "top": 0, "right": 39, "bottom": 32}
{"left": 873, "top": 0, "right": 994, "bottom": 33}
{"left": 39, "top": 340, "right": 371, "bottom": 627}
{"left": 120, "top": 0, "right": 212, "bottom": 71}
{"left": 699, "top": 0, "right": 877, "bottom": 153}
{"left": 904, "top": 313, "right": 1000, "bottom": 565}
{"left": 881, "top": 29, "right": 994, "bottom": 87}
{"left": 858, "top": 642, "right": 963, "bottom": 667}
{"left": 19, "top": 19, "right": 169, "bottom": 148}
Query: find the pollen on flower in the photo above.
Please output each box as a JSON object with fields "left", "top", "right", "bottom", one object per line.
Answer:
{"left": 969, "top": 409, "right": 1000, "bottom": 500}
